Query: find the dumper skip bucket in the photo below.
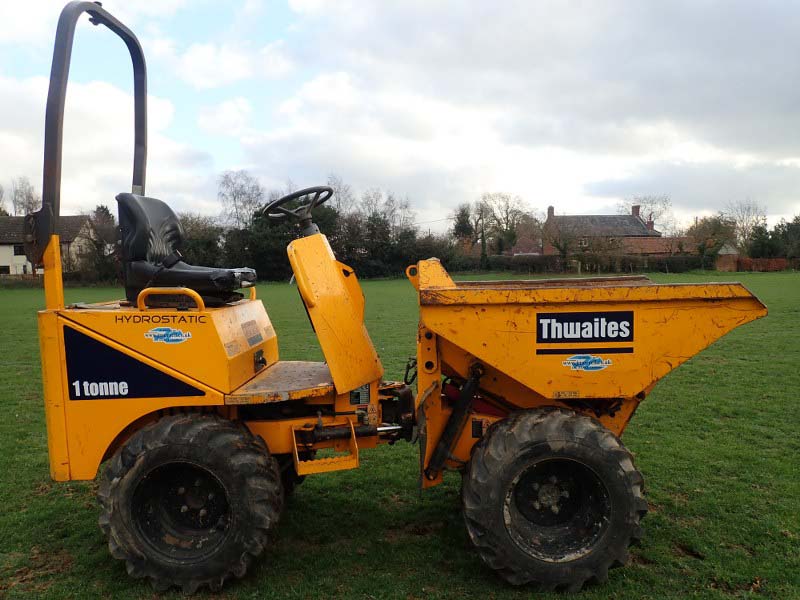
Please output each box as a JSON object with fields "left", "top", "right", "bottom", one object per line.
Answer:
{"left": 409, "top": 260, "right": 767, "bottom": 403}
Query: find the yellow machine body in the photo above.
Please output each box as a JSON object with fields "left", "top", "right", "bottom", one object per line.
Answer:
{"left": 407, "top": 259, "right": 767, "bottom": 488}
{"left": 37, "top": 235, "right": 766, "bottom": 489}
{"left": 37, "top": 233, "right": 387, "bottom": 481}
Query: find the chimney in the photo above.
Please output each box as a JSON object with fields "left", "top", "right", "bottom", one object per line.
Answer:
{"left": 631, "top": 204, "right": 640, "bottom": 218}
{"left": 646, "top": 219, "right": 654, "bottom": 231}
{"left": 547, "top": 206, "right": 554, "bottom": 220}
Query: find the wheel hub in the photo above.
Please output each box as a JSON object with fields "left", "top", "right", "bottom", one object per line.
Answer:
{"left": 505, "top": 457, "right": 611, "bottom": 562}
{"left": 533, "top": 478, "right": 570, "bottom": 514}
{"left": 131, "top": 461, "right": 232, "bottom": 562}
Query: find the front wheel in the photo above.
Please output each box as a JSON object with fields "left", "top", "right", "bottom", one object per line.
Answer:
{"left": 462, "top": 408, "right": 647, "bottom": 591}
{"left": 97, "top": 414, "right": 283, "bottom": 593}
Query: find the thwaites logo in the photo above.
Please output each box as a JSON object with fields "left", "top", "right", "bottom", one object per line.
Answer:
{"left": 145, "top": 327, "right": 192, "bottom": 344}
{"left": 537, "top": 311, "right": 633, "bottom": 344}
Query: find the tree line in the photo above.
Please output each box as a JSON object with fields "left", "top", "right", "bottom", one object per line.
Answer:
{"left": 63, "top": 172, "right": 464, "bottom": 282}
{"left": 2, "top": 173, "right": 798, "bottom": 282}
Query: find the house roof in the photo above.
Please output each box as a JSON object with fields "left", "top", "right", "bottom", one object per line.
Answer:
{"left": 621, "top": 236, "right": 695, "bottom": 255}
{"left": 0, "top": 215, "right": 89, "bottom": 244}
{"left": 550, "top": 214, "right": 661, "bottom": 237}
{"left": 717, "top": 243, "right": 739, "bottom": 255}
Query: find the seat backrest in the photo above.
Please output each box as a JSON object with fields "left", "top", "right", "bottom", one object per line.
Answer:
{"left": 116, "top": 193, "right": 184, "bottom": 263}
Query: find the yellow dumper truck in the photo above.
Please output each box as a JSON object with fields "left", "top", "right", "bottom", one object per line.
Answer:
{"left": 26, "top": 2, "right": 767, "bottom": 593}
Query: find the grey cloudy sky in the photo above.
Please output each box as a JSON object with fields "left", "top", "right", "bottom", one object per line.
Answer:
{"left": 2, "top": 0, "right": 799, "bottom": 229}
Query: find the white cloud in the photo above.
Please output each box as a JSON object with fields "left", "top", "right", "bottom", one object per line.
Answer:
{"left": 198, "top": 98, "right": 252, "bottom": 135}
{"left": 586, "top": 160, "right": 800, "bottom": 228}
{"left": 245, "top": 71, "right": 633, "bottom": 223}
{"left": 0, "top": 75, "right": 216, "bottom": 216}
{"left": 146, "top": 39, "right": 293, "bottom": 89}
{"left": 0, "top": 2, "right": 54, "bottom": 46}
{"left": 6, "top": 0, "right": 800, "bottom": 230}
{"left": 177, "top": 43, "right": 253, "bottom": 89}
{"left": 287, "top": 0, "right": 337, "bottom": 16}
{"left": 238, "top": 0, "right": 800, "bottom": 228}
{"left": 259, "top": 41, "right": 293, "bottom": 79}
{"left": 0, "top": 1, "right": 191, "bottom": 47}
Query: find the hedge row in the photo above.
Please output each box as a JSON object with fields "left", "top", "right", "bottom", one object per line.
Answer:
{"left": 3, "top": 252, "right": 793, "bottom": 289}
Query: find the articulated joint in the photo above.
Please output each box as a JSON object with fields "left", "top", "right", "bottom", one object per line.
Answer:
{"left": 424, "top": 362, "right": 484, "bottom": 480}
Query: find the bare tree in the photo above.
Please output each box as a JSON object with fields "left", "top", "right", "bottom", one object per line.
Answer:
{"left": 513, "top": 212, "right": 543, "bottom": 253}
{"left": 327, "top": 173, "right": 355, "bottom": 213}
{"left": 359, "top": 187, "right": 384, "bottom": 216}
{"left": 218, "top": 170, "right": 265, "bottom": 229}
{"left": 616, "top": 194, "right": 680, "bottom": 234}
{"left": 480, "top": 192, "right": 528, "bottom": 254}
{"left": 482, "top": 192, "right": 526, "bottom": 232}
{"left": 0, "top": 184, "right": 7, "bottom": 216}
{"left": 544, "top": 217, "right": 581, "bottom": 261}
{"left": 383, "top": 192, "right": 415, "bottom": 234}
{"left": 725, "top": 198, "right": 766, "bottom": 251}
{"left": 10, "top": 176, "right": 41, "bottom": 216}
{"left": 353, "top": 187, "right": 416, "bottom": 236}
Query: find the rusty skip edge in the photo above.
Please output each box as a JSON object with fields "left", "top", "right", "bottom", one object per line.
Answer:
{"left": 225, "top": 384, "right": 334, "bottom": 405}
{"left": 419, "top": 282, "right": 767, "bottom": 309}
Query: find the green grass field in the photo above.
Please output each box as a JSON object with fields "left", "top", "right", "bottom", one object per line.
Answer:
{"left": 1, "top": 271, "right": 798, "bottom": 599}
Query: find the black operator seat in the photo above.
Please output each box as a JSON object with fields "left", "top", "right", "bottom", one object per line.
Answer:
{"left": 116, "top": 193, "right": 256, "bottom": 307}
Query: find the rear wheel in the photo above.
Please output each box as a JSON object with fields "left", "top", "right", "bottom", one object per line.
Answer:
{"left": 462, "top": 408, "right": 647, "bottom": 591}
{"left": 98, "top": 414, "right": 283, "bottom": 593}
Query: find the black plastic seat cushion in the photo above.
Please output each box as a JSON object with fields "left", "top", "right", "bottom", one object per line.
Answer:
{"left": 117, "top": 193, "right": 256, "bottom": 305}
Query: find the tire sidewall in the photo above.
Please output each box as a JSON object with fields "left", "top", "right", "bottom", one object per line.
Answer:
{"left": 463, "top": 411, "right": 643, "bottom": 587}
{"left": 109, "top": 440, "right": 267, "bottom": 584}
{"left": 491, "top": 438, "right": 636, "bottom": 577}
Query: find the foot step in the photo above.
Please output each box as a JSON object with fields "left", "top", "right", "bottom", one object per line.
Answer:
{"left": 292, "top": 421, "right": 359, "bottom": 475}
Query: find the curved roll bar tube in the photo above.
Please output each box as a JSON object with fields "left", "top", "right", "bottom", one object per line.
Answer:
{"left": 24, "top": 1, "right": 147, "bottom": 264}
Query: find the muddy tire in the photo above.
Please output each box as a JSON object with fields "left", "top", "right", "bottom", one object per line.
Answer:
{"left": 462, "top": 408, "right": 647, "bottom": 591}
{"left": 97, "top": 414, "right": 283, "bottom": 593}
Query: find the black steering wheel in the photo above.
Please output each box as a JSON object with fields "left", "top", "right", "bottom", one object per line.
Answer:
{"left": 260, "top": 185, "right": 333, "bottom": 222}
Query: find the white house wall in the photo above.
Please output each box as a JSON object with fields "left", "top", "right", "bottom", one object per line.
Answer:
{"left": 0, "top": 244, "right": 32, "bottom": 274}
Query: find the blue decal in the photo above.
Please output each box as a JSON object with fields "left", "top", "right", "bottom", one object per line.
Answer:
{"left": 145, "top": 327, "right": 192, "bottom": 344}
{"left": 64, "top": 327, "right": 203, "bottom": 400}
{"left": 562, "top": 354, "right": 612, "bottom": 372}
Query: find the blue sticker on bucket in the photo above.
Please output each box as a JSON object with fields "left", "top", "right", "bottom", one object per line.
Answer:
{"left": 562, "top": 354, "right": 612, "bottom": 372}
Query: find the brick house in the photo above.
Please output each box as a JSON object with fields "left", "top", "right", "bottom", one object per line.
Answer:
{"left": 0, "top": 215, "right": 90, "bottom": 274}
{"left": 543, "top": 205, "right": 674, "bottom": 256}
{"left": 620, "top": 235, "right": 695, "bottom": 256}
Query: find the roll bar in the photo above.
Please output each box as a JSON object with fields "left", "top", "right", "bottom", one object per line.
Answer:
{"left": 24, "top": 1, "right": 147, "bottom": 265}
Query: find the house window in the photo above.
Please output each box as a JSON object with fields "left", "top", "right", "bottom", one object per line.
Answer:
{"left": 13, "top": 244, "right": 25, "bottom": 256}
{"left": 0, "top": 266, "right": 9, "bottom": 275}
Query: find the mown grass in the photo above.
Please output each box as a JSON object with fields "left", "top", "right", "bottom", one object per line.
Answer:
{"left": 0, "top": 271, "right": 798, "bottom": 599}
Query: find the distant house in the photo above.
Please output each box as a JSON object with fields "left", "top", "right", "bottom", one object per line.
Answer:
{"left": 0, "top": 215, "right": 91, "bottom": 275}
{"left": 543, "top": 204, "right": 693, "bottom": 256}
